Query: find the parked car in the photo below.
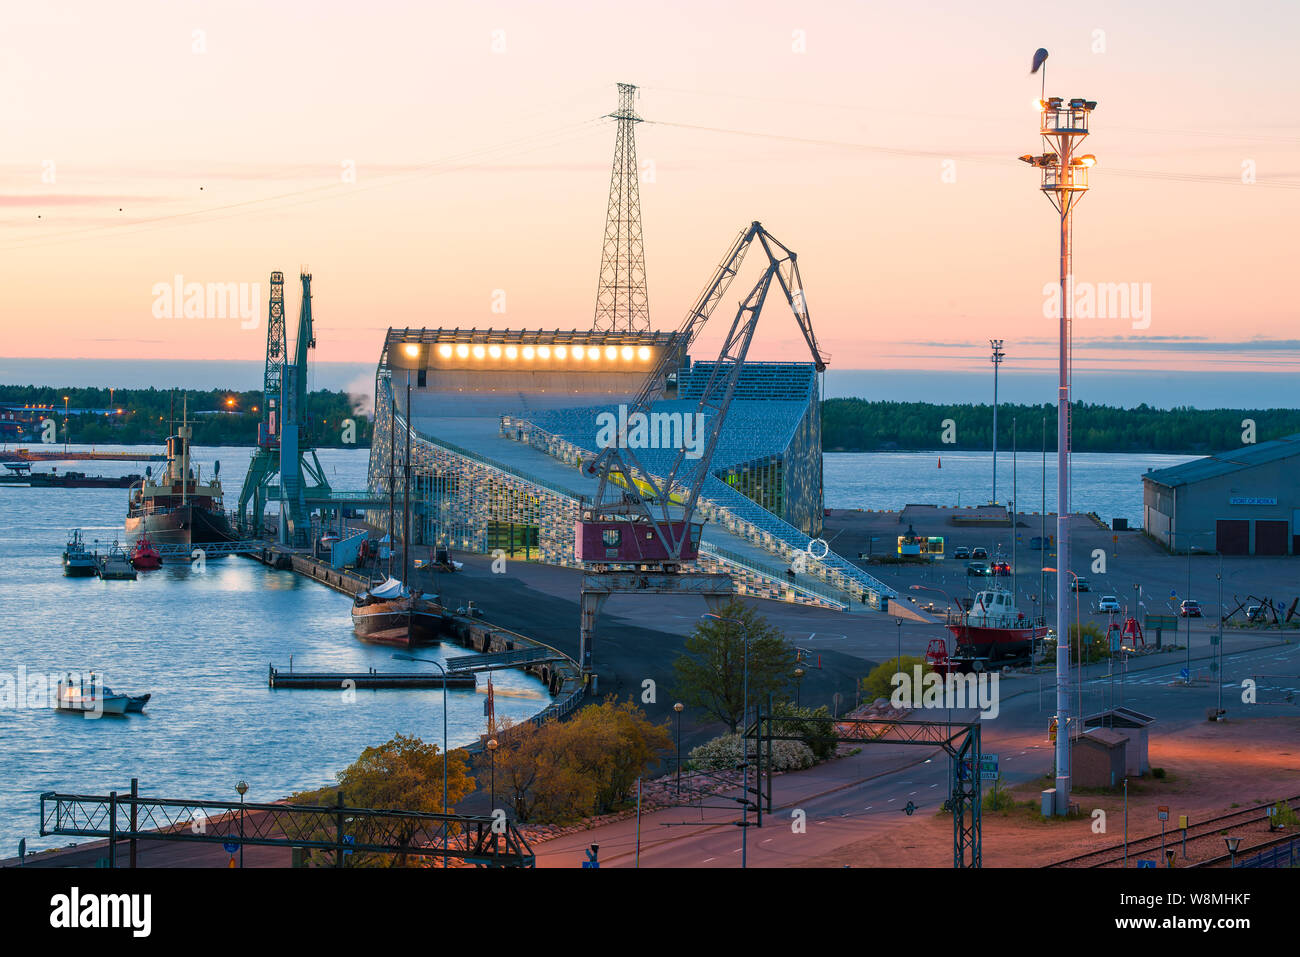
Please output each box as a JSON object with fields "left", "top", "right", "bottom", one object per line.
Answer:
{"left": 1097, "top": 595, "right": 1120, "bottom": 613}
{"left": 952, "top": 545, "right": 971, "bottom": 560}
{"left": 1180, "top": 599, "right": 1202, "bottom": 618}
{"left": 1246, "top": 605, "right": 1264, "bottom": 622}
{"left": 991, "top": 561, "right": 1011, "bottom": 576}
{"left": 1071, "top": 578, "right": 1091, "bottom": 592}
{"left": 967, "top": 561, "right": 991, "bottom": 577}
{"left": 971, "top": 547, "right": 989, "bottom": 559}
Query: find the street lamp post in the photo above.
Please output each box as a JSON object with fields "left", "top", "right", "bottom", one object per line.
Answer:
{"left": 1022, "top": 71, "right": 1097, "bottom": 816}
{"left": 700, "top": 612, "right": 752, "bottom": 868}
{"left": 673, "top": 702, "right": 684, "bottom": 796}
{"left": 990, "top": 339, "right": 1005, "bottom": 503}
{"left": 235, "top": 780, "right": 248, "bottom": 868}
{"left": 794, "top": 668, "right": 805, "bottom": 708}
{"left": 486, "top": 738, "right": 498, "bottom": 818}
{"left": 895, "top": 617, "right": 904, "bottom": 679}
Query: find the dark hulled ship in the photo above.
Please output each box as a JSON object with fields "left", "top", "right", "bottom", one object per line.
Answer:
{"left": 351, "top": 577, "right": 442, "bottom": 647}
{"left": 125, "top": 403, "right": 233, "bottom": 546}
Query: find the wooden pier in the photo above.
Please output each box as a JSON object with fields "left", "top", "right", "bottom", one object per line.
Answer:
{"left": 268, "top": 665, "right": 476, "bottom": 689}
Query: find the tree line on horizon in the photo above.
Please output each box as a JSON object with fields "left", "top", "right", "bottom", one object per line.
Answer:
{"left": 0, "top": 384, "right": 371, "bottom": 448}
{"left": 821, "top": 399, "right": 1300, "bottom": 454}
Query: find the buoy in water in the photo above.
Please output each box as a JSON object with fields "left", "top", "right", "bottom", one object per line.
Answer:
{"left": 937, "top": 457, "right": 942, "bottom": 468}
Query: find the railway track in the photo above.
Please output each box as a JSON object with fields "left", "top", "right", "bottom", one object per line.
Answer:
{"left": 1048, "top": 795, "right": 1300, "bottom": 868}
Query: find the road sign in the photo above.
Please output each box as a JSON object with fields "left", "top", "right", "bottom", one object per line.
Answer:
{"left": 1178, "top": 815, "right": 1189, "bottom": 829}
{"left": 1147, "top": 614, "right": 1178, "bottom": 631}
{"left": 222, "top": 842, "right": 239, "bottom": 854}
{"left": 1158, "top": 806, "right": 1169, "bottom": 821}
{"left": 1180, "top": 668, "right": 1189, "bottom": 681}
{"left": 1137, "top": 860, "right": 1156, "bottom": 868}
{"left": 343, "top": 834, "right": 354, "bottom": 856}
{"left": 960, "top": 754, "right": 999, "bottom": 778}
{"left": 903, "top": 801, "right": 916, "bottom": 816}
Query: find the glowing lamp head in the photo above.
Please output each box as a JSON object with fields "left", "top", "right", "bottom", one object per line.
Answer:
{"left": 554, "top": 345, "right": 567, "bottom": 359}
{"left": 522, "top": 346, "right": 535, "bottom": 360}
{"left": 438, "top": 344, "right": 453, "bottom": 358}
{"left": 537, "top": 345, "right": 551, "bottom": 359}
{"left": 472, "top": 345, "right": 486, "bottom": 359}
{"left": 402, "top": 343, "right": 421, "bottom": 359}
{"left": 488, "top": 345, "right": 502, "bottom": 359}
{"left": 572, "top": 345, "right": 585, "bottom": 360}
{"left": 505, "top": 345, "right": 518, "bottom": 360}
{"left": 621, "top": 346, "right": 633, "bottom": 360}
{"left": 605, "top": 346, "right": 617, "bottom": 360}
{"left": 637, "top": 346, "right": 651, "bottom": 361}
{"left": 455, "top": 344, "right": 469, "bottom": 359}
{"left": 1079, "top": 154, "right": 1097, "bottom": 167}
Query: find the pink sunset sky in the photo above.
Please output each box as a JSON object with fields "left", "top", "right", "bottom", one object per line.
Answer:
{"left": 1, "top": 0, "right": 1297, "bottom": 377}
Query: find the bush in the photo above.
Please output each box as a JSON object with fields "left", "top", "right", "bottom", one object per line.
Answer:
{"left": 1151, "top": 767, "right": 1166, "bottom": 779}
{"left": 767, "top": 701, "right": 837, "bottom": 762}
{"left": 860, "top": 655, "right": 932, "bottom": 703}
{"left": 982, "top": 776, "right": 1015, "bottom": 812}
{"left": 687, "top": 733, "right": 815, "bottom": 773}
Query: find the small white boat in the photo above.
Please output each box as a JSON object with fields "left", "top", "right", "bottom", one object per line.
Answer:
{"left": 57, "top": 675, "right": 129, "bottom": 716}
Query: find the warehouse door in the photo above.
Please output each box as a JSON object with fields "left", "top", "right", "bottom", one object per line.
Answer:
{"left": 1255, "top": 520, "right": 1288, "bottom": 556}
{"left": 1216, "top": 519, "right": 1249, "bottom": 555}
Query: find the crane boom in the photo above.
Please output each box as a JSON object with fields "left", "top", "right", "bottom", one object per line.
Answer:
{"left": 577, "top": 222, "right": 826, "bottom": 568}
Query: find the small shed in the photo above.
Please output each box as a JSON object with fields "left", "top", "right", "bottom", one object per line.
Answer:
{"left": 1072, "top": 728, "right": 1128, "bottom": 789}
{"left": 1085, "top": 707, "right": 1154, "bottom": 776}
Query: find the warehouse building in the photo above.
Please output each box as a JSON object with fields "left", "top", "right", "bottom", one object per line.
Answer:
{"left": 1142, "top": 434, "right": 1300, "bottom": 555}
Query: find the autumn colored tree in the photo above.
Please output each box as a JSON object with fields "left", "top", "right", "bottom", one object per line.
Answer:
{"left": 293, "top": 733, "right": 474, "bottom": 866}
{"left": 480, "top": 700, "right": 670, "bottom": 822}
{"left": 672, "top": 599, "right": 797, "bottom": 732}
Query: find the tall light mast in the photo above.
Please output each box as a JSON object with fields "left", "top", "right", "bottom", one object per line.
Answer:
{"left": 990, "top": 339, "right": 1005, "bottom": 503}
{"left": 1020, "top": 51, "right": 1097, "bottom": 816}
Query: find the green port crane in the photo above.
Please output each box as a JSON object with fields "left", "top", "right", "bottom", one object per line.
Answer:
{"left": 237, "top": 270, "right": 331, "bottom": 545}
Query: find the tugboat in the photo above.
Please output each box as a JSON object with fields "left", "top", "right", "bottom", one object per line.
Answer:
{"left": 62, "top": 530, "right": 98, "bottom": 577}
{"left": 129, "top": 536, "right": 162, "bottom": 570}
{"left": 944, "top": 584, "right": 1048, "bottom": 671}
{"left": 125, "top": 398, "right": 233, "bottom": 546}
{"left": 351, "top": 577, "right": 441, "bottom": 647}
{"left": 56, "top": 673, "right": 150, "bottom": 715}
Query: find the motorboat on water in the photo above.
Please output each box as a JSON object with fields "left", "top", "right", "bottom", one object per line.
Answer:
{"left": 56, "top": 673, "right": 149, "bottom": 716}
{"left": 129, "top": 536, "right": 163, "bottom": 570}
{"left": 351, "top": 576, "right": 442, "bottom": 647}
{"left": 62, "top": 530, "right": 98, "bottom": 578}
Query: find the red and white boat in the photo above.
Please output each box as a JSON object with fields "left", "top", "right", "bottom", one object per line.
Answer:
{"left": 944, "top": 584, "right": 1048, "bottom": 668}
{"left": 129, "top": 536, "right": 162, "bottom": 570}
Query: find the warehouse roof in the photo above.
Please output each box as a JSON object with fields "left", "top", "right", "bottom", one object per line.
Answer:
{"left": 1143, "top": 433, "right": 1300, "bottom": 488}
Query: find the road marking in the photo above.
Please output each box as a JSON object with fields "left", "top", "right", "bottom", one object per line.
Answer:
{"left": 909, "top": 791, "right": 917, "bottom": 795}
{"left": 929, "top": 784, "right": 938, "bottom": 788}
{"left": 703, "top": 857, "right": 715, "bottom": 863}
{"left": 887, "top": 797, "right": 895, "bottom": 802}
{"left": 762, "top": 838, "right": 772, "bottom": 844}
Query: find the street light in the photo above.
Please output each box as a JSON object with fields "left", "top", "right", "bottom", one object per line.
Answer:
{"left": 486, "top": 738, "right": 498, "bottom": 816}
{"left": 1023, "top": 64, "right": 1096, "bottom": 817}
{"left": 235, "top": 780, "right": 248, "bottom": 868}
{"left": 700, "top": 612, "right": 752, "bottom": 868}
{"left": 895, "top": 617, "right": 904, "bottom": 679}
{"left": 1224, "top": 835, "right": 1241, "bottom": 868}
{"left": 392, "top": 652, "right": 450, "bottom": 866}
{"left": 673, "top": 702, "right": 684, "bottom": 796}
{"left": 794, "top": 668, "right": 805, "bottom": 708}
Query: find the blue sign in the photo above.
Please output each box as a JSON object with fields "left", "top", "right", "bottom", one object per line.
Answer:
{"left": 1137, "top": 860, "right": 1157, "bottom": 869}
{"left": 959, "top": 754, "right": 999, "bottom": 779}
{"left": 223, "top": 842, "right": 239, "bottom": 854}
{"left": 343, "top": 834, "right": 354, "bottom": 856}
{"left": 1180, "top": 668, "right": 1189, "bottom": 681}
{"left": 581, "top": 861, "right": 599, "bottom": 869}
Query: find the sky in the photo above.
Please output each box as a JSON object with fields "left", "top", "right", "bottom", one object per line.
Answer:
{"left": 2, "top": 0, "right": 1298, "bottom": 392}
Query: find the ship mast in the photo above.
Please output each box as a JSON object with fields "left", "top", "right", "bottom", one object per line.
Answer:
{"left": 181, "top": 396, "right": 188, "bottom": 506}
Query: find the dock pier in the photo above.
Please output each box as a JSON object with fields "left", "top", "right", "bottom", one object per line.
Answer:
{"left": 268, "top": 665, "right": 477, "bottom": 689}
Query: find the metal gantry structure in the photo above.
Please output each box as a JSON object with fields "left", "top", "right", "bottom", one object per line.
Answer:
{"left": 576, "top": 222, "right": 827, "bottom": 680}
{"left": 592, "top": 82, "right": 650, "bottom": 333}
{"left": 746, "top": 708, "right": 983, "bottom": 867}
{"left": 40, "top": 789, "right": 534, "bottom": 868}
{"left": 1020, "top": 60, "right": 1097, "bottom": 815}
{"left": 236, "top": 270, "right": 332, "bottom": 545}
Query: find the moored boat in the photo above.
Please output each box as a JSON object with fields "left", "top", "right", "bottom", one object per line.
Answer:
{"left": 62, "top": 530, "right": 98, "bottom": 577}
{"left": 129, "top": 536, "right": 163, "bottom": 570}
{"left": 944, "top": 584, "right": 1048, "bottom": 669}
{"left": 351, "top": 577, "right": 442, "bottom": 647}
{"left": 56, "top": 674, "right": 129, "bottom": 716}
{"left": 125, "top": 398, "right": 233, "bottom": 547}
